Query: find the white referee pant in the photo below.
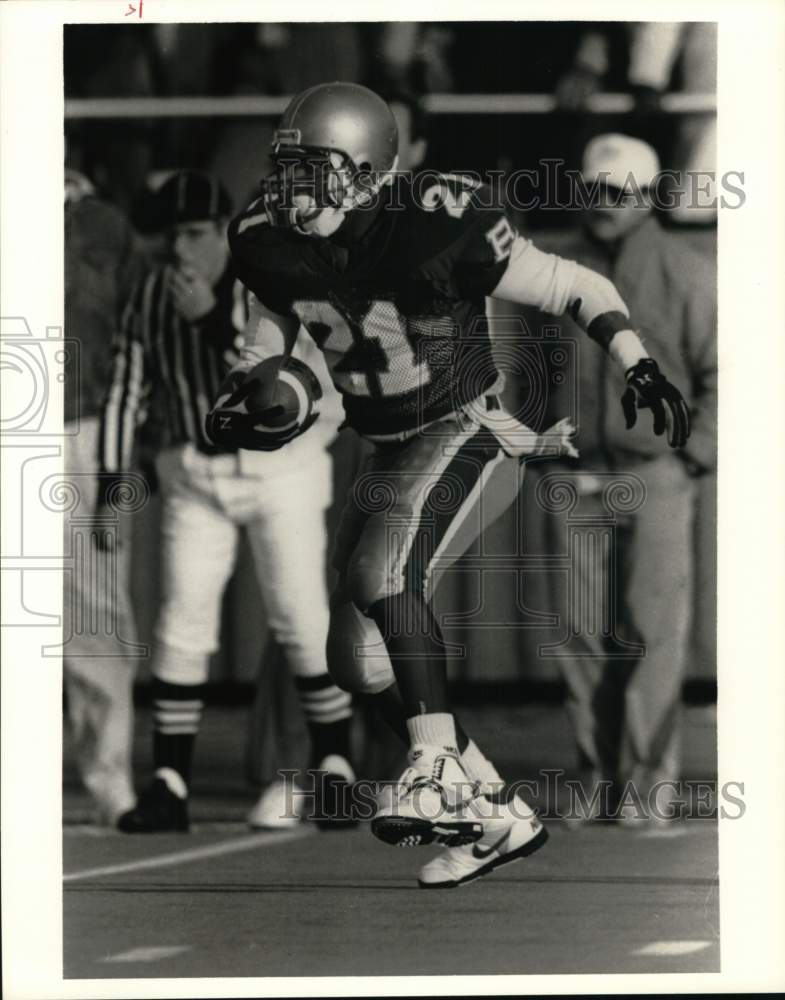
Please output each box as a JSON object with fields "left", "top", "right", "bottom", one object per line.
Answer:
{"left": 152, "top": 435, "right": 334, "bottom": 685}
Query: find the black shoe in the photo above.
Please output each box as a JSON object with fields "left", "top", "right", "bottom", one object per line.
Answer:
{"left": 117, "top": 777, "right": 189, "bottom": 833}
{"left": 312, "top": 754, "right": 358, "bottom": 831}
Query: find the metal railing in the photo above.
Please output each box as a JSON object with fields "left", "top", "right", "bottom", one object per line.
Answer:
{"left": 64, "top": 92, "right": 716, "bottom": 119}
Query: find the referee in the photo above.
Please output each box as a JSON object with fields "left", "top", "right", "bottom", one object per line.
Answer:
{"left": 99, "top": 170, "right": 355, "bottom": 833}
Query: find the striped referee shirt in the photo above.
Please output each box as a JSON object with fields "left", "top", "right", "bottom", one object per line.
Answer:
{"left": 99, "top": 263, "right": 249, "bottom": 472}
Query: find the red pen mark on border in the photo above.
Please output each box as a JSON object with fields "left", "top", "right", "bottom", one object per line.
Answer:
{"left": 124, "top": 0, "right": 143, "bottom": 16}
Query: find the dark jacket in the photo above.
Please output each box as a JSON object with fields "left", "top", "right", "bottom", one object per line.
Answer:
{"left": 534, "top": 216, "right": 717, "bottom": 471}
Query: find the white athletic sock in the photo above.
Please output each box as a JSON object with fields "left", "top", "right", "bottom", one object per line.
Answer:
{"left": 406, "top": 712, "right": 458, "bottom": 753}
{"left": 460, "top": 739, "right": 504, "bottom": 797}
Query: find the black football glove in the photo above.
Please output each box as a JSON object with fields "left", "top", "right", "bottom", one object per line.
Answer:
{"left": 205, "top": 370, "right": 287, "bottom": 451}
{"left": 621, "top": 358, "right": 691, "bottom": 449}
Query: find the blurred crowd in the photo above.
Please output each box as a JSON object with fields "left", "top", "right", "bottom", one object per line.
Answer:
{"left": 65, "top": 21, "right": 717, "bottom": 227}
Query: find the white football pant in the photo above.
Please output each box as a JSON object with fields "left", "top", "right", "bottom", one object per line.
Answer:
{"left": 152, "top": 438, "right": 333, "bottom": 685}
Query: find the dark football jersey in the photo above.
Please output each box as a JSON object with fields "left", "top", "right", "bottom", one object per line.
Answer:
{"left": 228, "top": 174, "right": 517, "bottom": 438}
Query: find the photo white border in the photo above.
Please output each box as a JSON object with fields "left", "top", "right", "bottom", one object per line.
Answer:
{"left": 2, "top": 0, "right": 784, "bottom": 995}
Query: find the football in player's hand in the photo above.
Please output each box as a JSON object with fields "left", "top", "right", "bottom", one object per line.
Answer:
{"left": 245, "top": 362, "right": 300, "bottom": 429}
{"left": 206, "top": 355, "right": 323, "bottom": 451}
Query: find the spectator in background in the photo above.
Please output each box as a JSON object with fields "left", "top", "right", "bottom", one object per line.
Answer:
{"left": 102, "top": 171, "right": 355, "bottom": 833}
{"left": 556, "top": 23, "right": 717, "bottom": 224}
{"left": 373, "top": 24, "right": 455, "bottom": 94}
{"left": 64, "top": 168, "right": 146, "bottom": 824}
{"left": 534, "top": 135, "right": 717, "bottom": 827}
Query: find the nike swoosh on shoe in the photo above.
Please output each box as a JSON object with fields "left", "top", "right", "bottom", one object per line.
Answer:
{"left": 471, "top": 828, "right": 512, "bottom": 860}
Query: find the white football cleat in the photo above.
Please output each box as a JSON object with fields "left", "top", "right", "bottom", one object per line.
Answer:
{"left": 247, "top": 779, "right": 305, "bottom": 830}
{"left": 371, "top": 743, "right": 484, "bottom": 848}
{"left": 417, "top": 795, "right": 548, "bottom": 889}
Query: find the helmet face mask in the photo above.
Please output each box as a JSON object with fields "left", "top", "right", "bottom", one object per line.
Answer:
{"left": 262, "top": 147, "right": 355, "bottom": 232}
{"left": 259, "top": 82, "right": 399, "bottom": 236}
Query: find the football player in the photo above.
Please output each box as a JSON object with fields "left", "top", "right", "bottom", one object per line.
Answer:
{"left": 209, "top": 82, "right": 691, "bottom": 888}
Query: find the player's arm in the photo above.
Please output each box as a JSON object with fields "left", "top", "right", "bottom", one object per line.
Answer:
{"left": 212, "top": 292, "right": 300, "bottom": 405}
{"left": 224, "top": 209, "right": 300, "bottom": 378}
{"left": 490, "top": 236, "right": 691, "bottom": 448}
{"left": 240, "top": 292, "right": 300, "bottom": 365}
{"left": 205, "top": 292, "right": 310, "bottom": 451}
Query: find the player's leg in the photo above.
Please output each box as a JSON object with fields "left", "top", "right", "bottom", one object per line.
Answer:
{"left": 348, "top": 420, "right": 494, "bottom": 716}
{"left": 328, "top": 588, "right": 501, "bottom": 776}
{"left": 339, "top": 422, "right": 477, "bottom": 844}
{"left": 118, "top": 449, "right": 239, "bottom": 833}
{"left": 243, "top": 455, "right": 355, "bottom": 828}
{"left": 342, "top": 416, "right": 527, "bottom": 845}
{"left": 327, "top": 578, "right": 546, "bottom": 878}
{"left": 333, "top": 601, "right": 547, "bottom": 885}
{"left": 326, "top": 423, "right": 547, "bottom": 873}
{"left": 408, "top": 445, "right": 548, "bottom": 882}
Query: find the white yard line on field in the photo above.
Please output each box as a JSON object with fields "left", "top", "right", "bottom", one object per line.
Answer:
{"left": 633, "top": 940, "right": 713, "bottom": 957}
{"left": 63, "top": 826, "right": 313, "bottom": 882}
{"left": 100, "top": 946, "right": 192, "bottom": 963}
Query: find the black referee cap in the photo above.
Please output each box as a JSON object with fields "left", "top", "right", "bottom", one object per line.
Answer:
{"left": 149, "top": 170, "right": 233, "bottom": 229}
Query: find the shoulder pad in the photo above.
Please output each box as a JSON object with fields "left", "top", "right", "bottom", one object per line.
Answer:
{"left": 393, "top": 174, "right": 507, "bottom": 267}
{"left": 229, "top": 200, "right": 293, "bottom": 260}
{"left": 228, "top": 201, "right": 312, "bottom": 310}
